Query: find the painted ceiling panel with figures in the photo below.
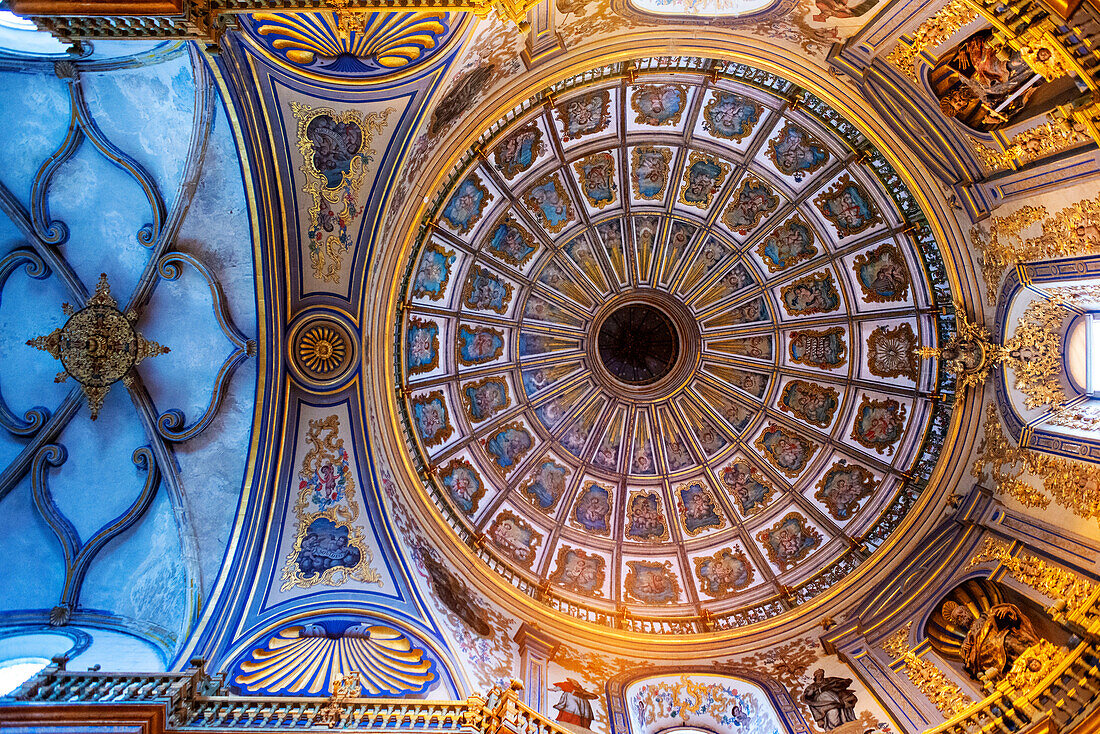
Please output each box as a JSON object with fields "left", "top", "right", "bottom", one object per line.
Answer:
{"left": 398, "top": 60, "right": 946, "bottom": 616}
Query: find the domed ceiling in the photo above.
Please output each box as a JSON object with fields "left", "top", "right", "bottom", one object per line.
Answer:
{"left": 397, "top": 59, "right": 952, "bottom": 623}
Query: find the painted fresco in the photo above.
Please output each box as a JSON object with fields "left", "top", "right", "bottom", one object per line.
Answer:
{"left": 727, "top": 297, "right": 769, "bottom": 325}
{"left": 463, "top": 266, "right": 513, "bottom": 313}
{"left": 757, "top": 217, "right": 817, "bottom": 271}
{"left": 778, "top": 379, "right": 839, "bottom": 427}
{"left": 767, "top": 122, "right": 829, "bottom": 182}
{"left": 851, "top": 397, "right": 906, "bottom": 454}
{"left": 412, "top": 242, "right": 455, "bottom": 300}
{"left": 677, "top": 482, "right": 725, "bottom": 534}
{"left": 867, "top": 323, "right": 919, "bottom": 379}
{"left": 757, "top": 512, "right": 822, "bottom": 571}
{"left": 755, "top": 423, "right": 816, "bottom": 477}
{"left": 457, "top": 325, "right": 505, "bottom": 365}
{"left": 487, "top": 509, "right": 541, "bottom": 568}
{"left": 631, "top": 84, "right": 687, "bottom": 125}
{"left": 575, "top": 152, "right": 618, "bottom": 209}
{"left": 493, "top": 122, "right": 544, "bottom": 179}
{"left": 703, "top": 92, "right": 761, "bottom": 141}
{"left": 549, "top": 546, "right": 606, "bottom": 595}
{"left": 720, "top": 459, "right": 777, "bottom": 516}
{"left": 694, "top": 548, "right": 754, "bottom": 598}
{"left": 854, "top": 244, "right": 911, "bottom": 302}
{"left": 411, "top": 391, "right": 452, "bottom": 447}
{"left": 719, "top": 335, "right": 772, "bottom": 360}
{"left": 572, "top": 482, "right": 613, "bottom": 536}
{"left": 520, "top": 460, "right": 569, "bottom": 512}
{"left": 790, "top": 327, "right": 846, "bottom": 368}
{"left": 291, "top": 517, "right": 364, "bottom": 582}
{"left": 461, "top": 376, "right": 510, "bottom": 421}
{"left": 441, "top": 174, "right": 492, "bottom": 234}
{"left": 406, "top": 317, "right": 439, "bottom": 376}
{"left": 484, "top": 422, "right": 534, "bottom": 468}
{"left": 679, "top": 152, "right": 730, "bottom": 208}
{"left": 781, "top": 271, "right": 840, "bottom": 315}
{"left": 555, "top": 90, "right": 612, "bottom": 141}
{"left": 814, "top": 174, "right": 881, "bottom": 238}
{"left": 632, "top": 146, "right": 672, "bottom": 199}
{"left": 625, "top": 490, "right": 670, "bottom": 541}
{"left": 439, "top": 457, "right": 486, "bottom": 515}
{"left": 624, "top": 560, "right": 681, "bottom": 604}
{"left": 525, "top": 173, "right": 576, "bottom": 233}
{"left": 815, "top": 461, "right": 875, "bottom": 520}
{"left": 484, "top": 214, "right": 538, "bottom": 267}
{"left": 723, "top": 176, "right": 780, "bottom": 234}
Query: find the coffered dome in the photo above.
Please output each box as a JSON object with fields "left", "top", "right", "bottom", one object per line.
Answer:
{"left": 397, "top": 58, "right": 953, "bottom": 626}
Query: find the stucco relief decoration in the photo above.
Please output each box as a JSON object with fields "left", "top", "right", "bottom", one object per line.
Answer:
{"left": 866, "top": 324, "right": 918, "bottom": 380}
{"left": 28, "top": 273, "right": 169, "bottom": 420}
{"left": 233, "top": 620, "right": 435, "bottom": 695}
{"left": 281, "top": 415, "right": 380, "bottom": 590}
{"left": 291, "top": 102, "right": 392, "bottom": 283}
{"left": 966, "top": 537, "right": 1096, "bottom": 613}
{"left": 879, "top": 624, "right": 973, "bottom": 716}
{"left": 1002, "top": 296, "right": 1071, "bottom": 411}
{"left": 884, "top": 0, "right": 978, "bottom": 82}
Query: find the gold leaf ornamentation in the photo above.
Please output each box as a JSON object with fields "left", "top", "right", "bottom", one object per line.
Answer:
{"left": 885, "top": 0, "right": 978, "bottom": 81}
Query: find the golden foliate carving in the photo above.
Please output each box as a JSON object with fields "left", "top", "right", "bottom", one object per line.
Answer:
{"left": 997, "top": 108, "right": 1091, "bottom": 167}
{"left": 1002, "top": 640, "right": 1061, "bottom": 692}
{"left": 880, "top": 622, "right": 913, "bottom": 660}
{"left": 966, "top": 537, "right": 1096, "bottom": 613}
{"left": 918, "top": 308, "right": 1005, "bottom": 390}
{"left": 971, "top": 193, "right": 1100, "bottom": 305}
{"left": 886, "top": 0, "right": 978, "bottom": 81}
{"left": 1003, "top": 297, "right": 1071, "bottom": 411}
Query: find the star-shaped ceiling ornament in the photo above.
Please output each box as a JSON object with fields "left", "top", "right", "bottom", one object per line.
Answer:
{"left": 27, "top": 273, "right": 170, "bottom": 420}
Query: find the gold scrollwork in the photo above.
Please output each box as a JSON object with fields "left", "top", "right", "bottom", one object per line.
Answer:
{"left": 965, "top": 536, "right": 1096, "bottom": 613}
{"left": 880, "top": 621, "right": 974, "bottom": 717}
{"left": 885, "top": 0, "right": 978, "bottom": 82}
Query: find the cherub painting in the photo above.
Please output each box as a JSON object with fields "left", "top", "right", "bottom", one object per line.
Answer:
{"left": 524, "top": 174, "right": 575, "bottom": 233}
{"left": 755, "top": 424, "right": 816, "bottom": 477}
{"left": 625, "top": 491, "right": 669, "bottom": 541}
{"left": 679, "top": 153, "right": 729, "bottom": 209}
{"left": 555, "top": 90, "right": 611, "bottom": 141}
{"left": 767, "top": 122, "right": 830, "bottom": 182}
{"left": 694, "top": 548, "right": 753, "bottom": 598}
{"left": 757, "top": 218, "right": 817, "bottom": 272}
{"left": 411, "top": 390, "right": 451, "bottom": 447}
{"left": 574, "top": 152, "right": 617, "bottom": 209}
{"left": 440, "top": 458, "right": 485, "bottom": 516}
{"left": 757, "top": 512, "right": 822, "bottom": 571}
{"left": 789, "top": 327, "right": 846, "bottom": 369}
{"left": 779, "top": 380, "right": 839, "bottom": 428}
{"left": 814, "top": 175, "right": 881, "bottom": 238}
{"left": 572, "top": 483, "right": 613, "bottom": 536}
{"left": 411, "top": 242, "right": 455, "bottom": 300}
{"left": 485, "top": 215, "right": 537, "bottom": 267}
{"left": 631, "top": 146, "right": 671, "bottom": 200}
{"left": 723, "top": 177, "right": 780, "bottom": 234}
{"left": 720, "top": 460, "right": 776, "bottom": 516}
{"left": 457, "top": 325, "right": 504, "bottom": 365}
{"left": 520, "top": 460, "right": 568, "bottom": 512}
{"left": 549, "top": 546, "right": 605, "bottom": 596}
{"left": 677, "top": 482, "right": 724, "bottom": 534}
{"left": 815, "top": 461, "right": 875, "bottom": 520}
{"left": 728, "top": 297, "right": 768, "bottom": 325}
{"left": 405, "top": 317, "right": 439, "bottom": 376}
{"left": 631, "top": 84, "right": 687, "bottom": 126}
{"left": 463, "top": 266, "right": 513, "bottom": 314}
{"left": 441, "top": 175, "right": 491, "bottom": 235}
{"left": 493, "top": 122, "right": 543, "bottom": 179}
{"left": 487, "top": 510, "right": 541, "bottom": 568}
{"left": 461, "top": 377, "right": 509, "bottom": 422}
{"left": 624, "top": 560, "right": 680, "bottom": 604}
{"left": 724, "top": 335, "right": 772, "bottom": 360}
{"left": 854, "top": 244, "right": 910, "bottom": 303}
{"left": 484, "top": 423, "right": 533, "bottom": 469}
{"left": 781, "top": 272, "right": 840, "bottom": 315}
{"left": 703, "top": 92, "right": 761, "bottom": 142}
{"left": 851, "top": 397, "right": 906, "bottom": 454}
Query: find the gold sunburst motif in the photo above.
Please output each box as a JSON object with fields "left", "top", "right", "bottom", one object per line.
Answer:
{"left": 253, "top": 11, "right": 450, "bottom": 69}
{"left": 27, "top": 273, "right": 168, "bottom": 420}
{"left": 298, "top": 325, "right": 347, "bottom": 374}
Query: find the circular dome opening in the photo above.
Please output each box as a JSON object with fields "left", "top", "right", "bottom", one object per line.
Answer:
{"left": 597, "top": 304, "right": 679, "bottom": 385}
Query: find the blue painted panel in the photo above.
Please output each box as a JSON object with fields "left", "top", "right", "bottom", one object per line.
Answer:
{"left": 0, "top": 69, "right": 70, "bottom": 206}
{"left": 0, "top": 476, "right": 65, "bottom": 612}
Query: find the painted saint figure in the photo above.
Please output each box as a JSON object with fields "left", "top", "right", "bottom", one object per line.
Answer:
{"left": 552, "top": 679, "right": 598, "bottom": 730}
{"left": 802, "top": 669, "right": 858, "bottom": 731}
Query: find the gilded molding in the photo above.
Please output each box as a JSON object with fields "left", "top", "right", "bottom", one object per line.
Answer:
{"left": 882, "top": 624, "right": 974, "bottom": 717}
{"left": 965, "top": 537, "right": 1096, "bottom": 613}
{"left": 885, "top": 0, "right": 978, "bottom": 82}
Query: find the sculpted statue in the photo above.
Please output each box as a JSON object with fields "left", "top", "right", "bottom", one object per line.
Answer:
{"left": 945, "top": 601, "right": 1040, "bottom": 681}
{"left": 802, "top": 669, "right": 857, "bottom": 730}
